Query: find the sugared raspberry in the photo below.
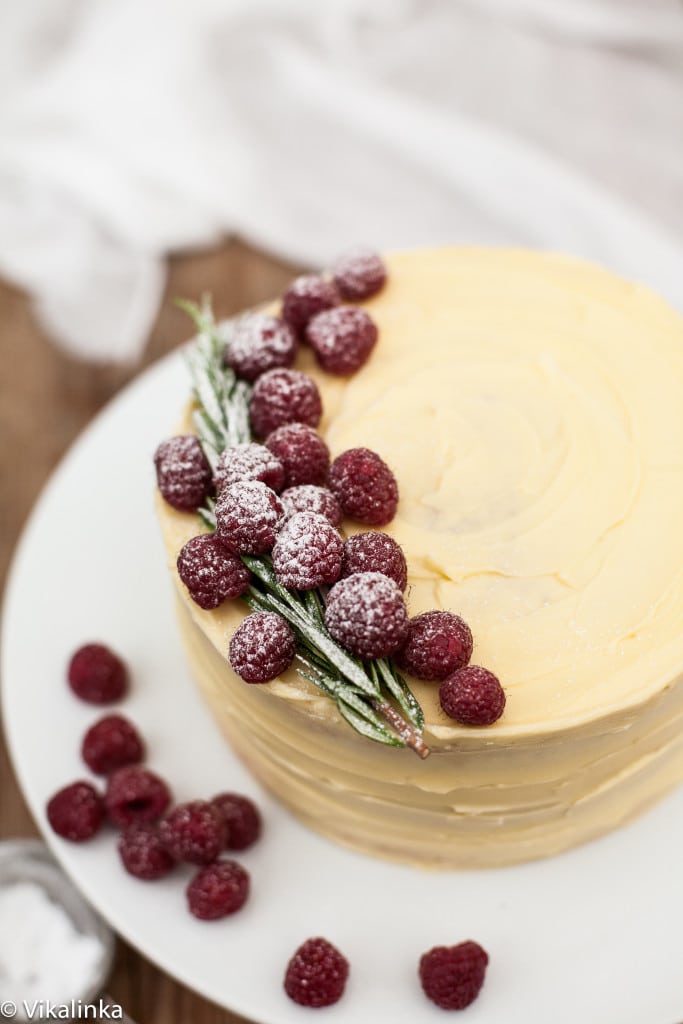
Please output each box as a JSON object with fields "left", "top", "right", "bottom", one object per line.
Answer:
{"left": 272, "top": 512, "right": 343, "bottom": 590}
{"left": 215, "top": 443, "right": 285, "bottom": 494}
{"left": 284, "top": 937, "right": 349, "bottom": 1008}
{"left": 340, "top": 531, "right": 407, "bottom": 591}
{"left": 439, "top": 666, "right": 505, "bottom": 726}
{"left": 117, "top": 824, "right": 175, "bottom": 881}
{"left": 265, "top": 423, "right": 329, "bottom": 488}
{"left": 46, "top": 782, "right": 104, "bottom": 842}
{"left": 159, "top": 800, "right": 227, "bottom": 865}
{"left": 229, "top": 611, "right": 296, "bottom": 684}
{"left": 225, "top": 313, "right": 297, "bottom": 382}
{"left": 67, "top": 643, "right": 128, "bottom": 704}
{"left": 154, "top": 435, "right": 213, "bottom": 512}
{"left": 282, "top": 274, "right": 340, "bottom": 336}
{"left": 105, "top": 766, "right": 172, "bottom": 829}
{"left": 211, "top": 793, "right": 262, "bottom": 851}
{"left": 215, "top": 481, "right": 285, "bottom": 555}
{"left": 396, "top": 611, "right": 473, "bottom": 681}
{"left": 81, "top": 714, "right": 144, "bottom": 775}
{"left": 419, "top": 941, "right": 489, "bottom": 1010}
{"left": 306, "top": 306, "right": 378, "bottom": 375}
{"left": 281, "top": 485, "right": 342, "bottom": 527}
{"left": 328, "top": 447, "right": 398, "bottom": 526}
{"left": 324, "top": 572, "right": 408, "bottom": 660}
{"left": 250, "top": 369, "right": 322, "bottom": 439}
{"left": 187, "top": 861, "right": 250, "bottom": 920}
{"left": 177, "top": 533, "right": 252, "bottom": 610}
{"left": 332, "top": 247, "right": 387, "bottom": 301}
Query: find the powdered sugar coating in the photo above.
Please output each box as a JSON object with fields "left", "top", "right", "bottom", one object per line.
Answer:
{"left": 215, "top": 480, "right": 285, "bottom": 555}
{"left": 282, "top": 274, "right": 340, "bottom": 335}
{"left": 281, "top": 485, "right": 342, "bottom": 527}
{"left": 154, "top": 435, "right": 213, "bottom": 512}
{"left": 229, "top": 611, "right": 296, "bottom": 684}
{"left": 324, "top": 571, "right": 408, "bottom": 660}
{"left": 225, "top": 313, "right": 297, "bottom": 382}
{"left": 177, "top": 533, "right": 251, "bottom": 609}
{"left": 395, "top": 610, "right": 473, "bottom": 681}
{"left": 265, "top": 422, "right": 329, "bottom": 488}
{"left": 332, "top": 247, "right": 387, "bottom": 301}
{"left": 250, "top": 368, "right": 323, "bottom": 438}
{"left": 272, "top": 512, "right": 343, "bottom": 590}
{"left": 328, "top": 447, "right": 399, "bottom": 526}
{"left": 215, "top": 442, "right": 285, "bottom": 494}
{"left": 306, "top": 305, "right": 378, "bottom": 375}
{"left": 340, "top": 531, "right": 407, "bottom": 591}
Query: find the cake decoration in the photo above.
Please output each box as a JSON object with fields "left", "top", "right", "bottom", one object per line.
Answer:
{"left": 305, "top": 304, "right": 378, "bottom": 375}
{"left": 439, "top": 666, "right": 506, "bottom": 727}
{"left": 225, "top": 312, "right": 298, "bottom": 382}
{"left": 228, "top": 610, "right": 297, "bottom": 684}
{"left": 249, "top": 367, "right": 322, "bottom": 438}
{"left": 153, "top": 434, "right": 213, "bottom": 512}
{"left": 395, "top": 611, "right": 473, "bottom": 681}
{"left": 419, "top": 941, "right": 489, "bottom": 1011}
{"left": 280, "top": 484, "right": 343, "bottom": 526}
{"left": 324, "top": 571, "right": 409, "bottom": 660}
{"left": 327, "top": 446, "right": 398, "bottom": 526}
{"left": 332, "top": 246, "right": 387, "bottom": 302}
{"left": 214, "top": 441, "right": 285, "bottom": 493}
{"left": 283, "top": 937, "right": 350, "bottom": 1009}
{"left": 215, "top": 480, "right": 286, "bottom": 555}
{"left": 176, "top": 533, "right": 251, "bottom": 610}
{"left": 282, "top": 274, "right": 340, "bottom": 335}
{"left": 264, "top": 421, "right": 330, "bottom": 487}
{"left": 272, "top": 511, "right": 344, "bottom": 590}
{"left": 339, "top": 530, "right": 408, "bottom": 591}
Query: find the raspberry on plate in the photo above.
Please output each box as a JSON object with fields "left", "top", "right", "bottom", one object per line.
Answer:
{"left": 117, "top": 824, "right": 175, "bottom": 881}
{"left": 187, "top": 860, "right": 250, "bottom": 920}
{"left": 284, "top": 937, "right": 349, "bottom": 1008}
{"left": 154, "top": 435, "right": 213, "bottom": 512}
{"left": 395, "top": 611, "right": 473, "bottom": 681}
{"left": 105, "top": 765, "right": 172, "bottom": 829}
{"left": 225, "top": 313, "right": 297, "bottom": 382}
{"left": 280, "top": 485, "right": 342, "bottom": 527}
{"left": 306, "top": 305, "right": 378, "bottom": 375}
{"left": 177, "top": 533, "right": 252, "bottom": 610}
{"left": 159, "top": 800, "right": 227, "bottom": 865}
{"left": 215, "top": 480, "right": 285, "bottom": 555}
{"left": 324, "top": 571, "right": 408, "bottom": 660}
{"left": 46, "top": 781, "right": 104, "bottom": 842}
{"left": 214, "top": 442, "right": 285, "bottom": 495}
{"left": 211, "top": 793, "right": 262, "bottom": 851}
{"left": 328, "top": 447, "right": 398, "bottom": 526}
{"left": 67, "top": 643, "right": 128, "bottom": 704}
{"left": 265, "top": 423, "right": 329, "bottom": 488}
{"left": 81, "top": 714, "right": 145, "bottom": 775}
{"left": 439, "top": 666, "right": 506, "bottom": 726}
{"left": 272, "top": 512, "right": 343, "bottom": 590}
{"left": 229, "top": 611, "right": 296, "bottom": 684}
{"left": 332, "top": 247, "right": 387, "bottom": 301}
{"left": 419, "top": 941, "right": 489, "bottom": 1010}
{"left": 340, "top": 531, "right": 407, "bottom": 591}
{"left": 282, "top": 274, "right": 340, "bottom": 336}
{"left": 250, "top": 368, "right": 322, "bottom": 439}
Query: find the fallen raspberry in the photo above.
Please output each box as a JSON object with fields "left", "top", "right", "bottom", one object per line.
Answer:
{"left": 282, "top": 274, "right": 340, "bottom": 336}
{"left": 284, "top": 937, "right": 349, "bottom": 1008}
{"left": 272, "top": 512, "right": 343, "bottom": 590}
{"left": 105, "top": 766, "right": 172, "bottom": 829}
{"left": 211, "top": 793, "right": 262, "bottom": 851}
{"left": 419, "top": 941, "right": 489, "bottom": 1010}
{"left": 67, "top": 643, "right": 129, "bottom": 704}
{"left": 117, "top": 824, "right": 175, "bottom": 881}
{"left": 225, "top": 313, "right": 297, "bottom": 382}
{"left": 81, "top": 714, "right": 144, "bottom": 775}
{"left": 159, "top": 800, "right": 227, "bottom": 865}
{"left": 215, "top": 481, "right": 285, "bottom": 555}
{"left": 332, "top": 247, "right": 387, "bottom": 301}
{"left": 328, "top": 447, "right": 398, "bottom": 526}
{"left": 215, "top": 442, "right": 285, "bottom": 494}
{"left": 46, "top": 782, "right": 104, "bottom": 842}
{"left": 250, "top": 368, "right": 322, "bottom": 439}
{"left": 324, "top": 571, "right": 408, "bottom": 659}
{"left": 439, "top": 666, "right": 505, "bottom": 726}
{"left": 187, "top": 860, "right": 250, "bottom": 920}
{"left": 281, "top": 485, "right": 342, "bottom": 527}
{"left": 396, "top": 611, "right": 473, "bottom": 681}
{"left": 306, "top": 306, "right": 378, "bottom": 375}
{"left": 177, "top": 533, "right": 252, "bottom": 610}
{"left": 229, "top": 611, "right": 296, "bottom": 684}
{"left": 340, "top": 531, "right": 407, "bottom": 591}
{"left": 154, "top": 435, "right": 213, "bottom": 512}
{"left": 265, "top": 423, "right": 329, "bottom": 488}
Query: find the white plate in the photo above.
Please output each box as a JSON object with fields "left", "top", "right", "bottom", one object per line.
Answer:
{"left": 3, "top": 352, "right": 683, "bottom": 1024}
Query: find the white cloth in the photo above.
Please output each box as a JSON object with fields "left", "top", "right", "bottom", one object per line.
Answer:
{"left": 0, "top": 0, "right": 681, "bottom": 362}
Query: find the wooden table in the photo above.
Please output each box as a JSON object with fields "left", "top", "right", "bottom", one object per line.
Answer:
{"left": 0, "top": 241, "right": 300, "bottom": 1024}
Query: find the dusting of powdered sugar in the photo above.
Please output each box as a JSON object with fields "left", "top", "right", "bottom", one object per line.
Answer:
{"left": 324, "top": 571, "right": 408, "bottom": 659}
{"left": 215, "top": 480, "right": 285, "bottom": 554}
{"left": 281, "top": 485, "right": 342, "bottom": 526}
{"left": 272, "top": 512, "right": 343, "bottom": 590}
{"left": 225, "top": 313, "right": 297, "bottom": 382}
{"left": 215, "top": 442, "right": 285, "bottom": 494}
{"left": 250, "top": 369, "right": 322, "bottom": 438}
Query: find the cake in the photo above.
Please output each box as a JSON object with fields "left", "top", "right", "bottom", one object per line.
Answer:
{"left": 156, "top": 247, "right": 683, "bottom": 869}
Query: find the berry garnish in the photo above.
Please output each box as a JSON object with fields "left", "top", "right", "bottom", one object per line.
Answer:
{"left": 396, "top": 611, "right": 473, "bottom": 681}
{"left": 284, "top": 937, "right": 349, "bottom": 1008}
{"left": 250, "top": 368, "right": 322, "bottom": 439}
{"left": 46, "top": 782, "right": 104, "bottom": 842}
{"left": 332, "top": 247, "right": 387, "bottom": 301}
{"left": 117, "top": 824, "right": 175, "bottom": 881}
{"left": 281, "top": 485, "right": 343, "bottom": 527}
{"left": 154, "top": 435, "right": 213, "bottom": 512}
{"left": 159, "top": 800, "right": 227, "bottom": 865}
{"left": 419, "top": 941, "right": 489, "bottom": 1010}
{"left": 340, "top": 531, "right": 407, "bottom": 591}
{"left": 67, "top": 643, "right": 128, "bottom": 704}
{"left": 225, "top": 313, "right": 297, "bottom": 382}
{"left": 328, "top": 447, "right": 398, "bottom": 526}
{"left": 81, "top": 714, "right": 144, "bottom": 775}
{"left": 211, "top": 793, "right": 262, "bottom": 851}
{"left": 439, "top": 666, "right": 505, "bottom": 726}
{"left": 265, "top": 423, "right": 329, "bottom": 488}
{"left": 229, "top": 611, "right": 296, "bottom": 684}
{"left": 215, "top": 442, "right": 285, "bottom": 494}
{"left": 177, "top": 533, "right": 252, "bottom": 610}
{"left": 324, "top": 571, "right": 408, "bottom": 659}
{"left": 282, "top": 275, "right": 340, "bottom": 336}
{"left": 215, "top": 481, "right": 285, "bottom": 555}
{"left": 105, "top": 765, "right": 172, "bottom": 828}
{"left": 272, "top": 512, "right": 343, "bottom": 590}
{"left": 187, "top": 860, "right": 250, "bottom": 920}
{"left": 306, "top": 306, "right": 378, "bottom": 375}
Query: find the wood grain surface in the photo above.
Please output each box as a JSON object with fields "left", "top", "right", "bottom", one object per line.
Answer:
{"left": 0, "top": 240, "right": 300, "bottom": 1024}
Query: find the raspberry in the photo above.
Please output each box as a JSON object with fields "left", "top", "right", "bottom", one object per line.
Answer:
{"left": 439, "top": 666, "right": 505, "bottom": 726}
{"left": 340, "top": 531, "right": 407, "bottom": 591}
{"left": 177, "top": 533, "right": 251, "bottom": 610}
{"left": 187, "top": 860, "right": 250, "bottom": 920}
{"left": 105, "top": 765, "right": 171, "bottom": 828}
{"left": 154, "top": 435, "right": 213, "bottom": 512}
{"left": 419, "top": 941, "right": 489, "bottom": 1010}
{"left": 281, "top": 485, "right": 342, "bottom": 527}
{"left": 395, "top": 611, "right": 473, "bottom": 681}
{"left": 67, "top": 643, "right": 128, "bottom": 704}
{"left": 159, "top": 800, "right": 227, "bottom": 865}
{"left": 250, "top": 369, "right": 322, "bottom": 439}
{"left": 306, "top": 306, "right": 378, "bottom": 375}
{"left": 211, "top": 793, "right": 262, "bottom": 851}
{"left": 215, "top": 442, "right": 285, "bottom": 494}
{"left": 272, "top": 512, "right": 343, "bottom": 590}
{"left": 81, "top": 714, "right": 144, "bottom": 775}
{"left": 324, "top": 572, "right": 408, "bottom": 660}
{"left": 215, "top": 481, "right": 285, "bottom": 555}
{"left": 332, "top": 247, "right": 387, "bottom": 301}
{"left": 229, "top": 611, "right": 296, "bottom": 684}
{"left": 225, "top": 313, "right": 297, "bottom": 382}
{"left": 265, "top": 423, "right": 329, "bottom": 488}
{"left": 282, "top": 274, "right": 340, "bottom": 336}
{"left": 117, "top": 824, "right": 175, "bottom": 881}
{"left": 46, "top": 782, "right": 104, "bottom": 842}
{"left": 284, "top": 937, "right": 349, "bottom": 1008}
{"left": 328, "top": 447, "right": 398, "bottom": 526}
